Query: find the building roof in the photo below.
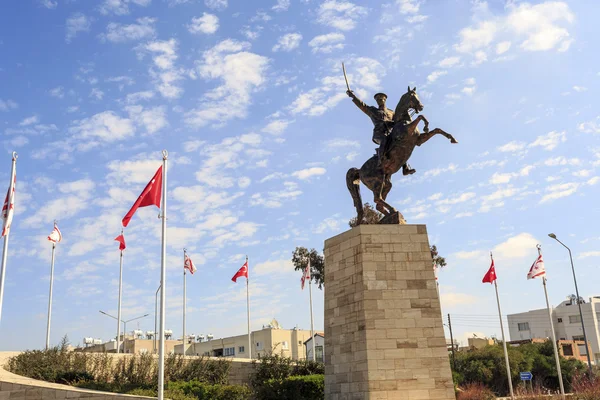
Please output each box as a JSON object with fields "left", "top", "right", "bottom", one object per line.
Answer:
{"left": 303, "top": 333, "right": 324, "bottom": 345}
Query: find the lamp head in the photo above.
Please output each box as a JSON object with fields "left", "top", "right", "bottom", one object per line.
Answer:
{"left": 548, "top": 233, "right": 557, "bottom": 239}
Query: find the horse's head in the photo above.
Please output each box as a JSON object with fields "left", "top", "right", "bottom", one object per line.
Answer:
{"left": 394, "top": 86, "right": 423, "bottom": 121}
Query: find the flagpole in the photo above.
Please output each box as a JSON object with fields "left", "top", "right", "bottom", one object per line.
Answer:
{"left": 116, "top": 228, "right": 124, "bottom": 354}
{"left": 246, "top": 256, "right": 251, "bottom": 360}
{"left": 491, "top": 252, "right": 514, "bottom": 399}
{"left": 183, "top": 248, "right": 186, "bottom": 356}
{"left": 0, "top": 152, "right": 17, "bottom": 325}
{"left": 538, "top": 245, "right": 565, "bottom": 398}
{"left": 46, "top": 240, "right": 56, "bottom": 350}
{"left": 158, "top": 150, "right": 168, "bottom": 400}
{"left": 308, "top": 268, "right": 315, "bottom": 362}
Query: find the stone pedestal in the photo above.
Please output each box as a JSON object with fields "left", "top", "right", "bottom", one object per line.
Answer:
{"left": 324, "top": 225, "right": 455, "bottom": 400}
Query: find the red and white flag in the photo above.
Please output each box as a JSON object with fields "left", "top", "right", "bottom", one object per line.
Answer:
{"left": 527, "top": 254, "right": 546, "bottom": 280}
{"left": 184, "top": 253, "right": 197, "bottom": 275}
{"left": 1, "top": 173, "right": 15, "bottom": 237}
{"left": 301, "top": 260, "right": 311, "bottom": 290}
{"left": 48, "top": 223, "right": 62, "bottom": 243}
{"left": 232, "top": 260, "right": 248, "bottom": 282}
{"left": 482, "top": 258, "right": 497, "bottom": 284}
{"left": 122, "top": 165, "right": 162, "bottom": 227}
{"left": 114, "top": 233, "right": 126, "bottom": 251}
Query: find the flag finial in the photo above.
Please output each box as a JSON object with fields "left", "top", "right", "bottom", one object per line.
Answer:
{"left": 11, "top": 152, "right": 17, "bottom": 161}
{"left": 162, "top": 150, "right": 168, "bottom": 160}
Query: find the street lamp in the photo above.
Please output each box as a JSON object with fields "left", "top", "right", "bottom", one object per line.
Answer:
{"left": 548, "top": 233, "right": 593, "bottom": 375}
{"left": 99, "top": 310, "right": 149, "bottom": 352}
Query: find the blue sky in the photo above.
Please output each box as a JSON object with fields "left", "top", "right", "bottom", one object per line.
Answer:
{"left": 0, "top": 0, "right": 599, "bottom": 350}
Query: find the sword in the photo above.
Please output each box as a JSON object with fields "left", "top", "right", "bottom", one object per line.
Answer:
{"left": 342, "top": 62, "right": 351, "bottom": 92}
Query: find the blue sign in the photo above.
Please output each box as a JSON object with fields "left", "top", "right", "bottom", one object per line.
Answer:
{"left": 520, "top": 372, "right": 533, "bottom": 381}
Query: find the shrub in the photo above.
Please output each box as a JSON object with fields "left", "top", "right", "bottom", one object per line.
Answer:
{"left": 167, "top": 380, "right": 251, "bottom": 400}
{"left": 572, "top": 373, "right": 600, "bottom": 400}
{"left": 165, "top": 354, "right": 231, "bottom": 385}
{"left": 456, "top": 383, "right": 495, "bottom": 400}
{"left": 250, "top": 351, "right": 325, "bottom": 392}
{"left": 255, "top": 375, "right": 324, "bottom": 400}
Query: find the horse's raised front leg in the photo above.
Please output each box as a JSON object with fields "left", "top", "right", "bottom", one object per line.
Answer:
{"left": 416, "top": 127, "right": 458, "bottom": 146}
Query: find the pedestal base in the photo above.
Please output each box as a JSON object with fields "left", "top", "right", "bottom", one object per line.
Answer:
{"left": 323, "top": 224, "right": 455, "bottom": 400}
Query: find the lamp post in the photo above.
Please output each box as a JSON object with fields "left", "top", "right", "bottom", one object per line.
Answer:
{"left": 99, "top": 311, "right": 149, "bottom": 352}
{"left": 548, "top": 233, "right": 593, "bottom": 375}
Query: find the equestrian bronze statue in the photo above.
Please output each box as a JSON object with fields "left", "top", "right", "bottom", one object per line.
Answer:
{"left": 346, "top": 86, "right": 458, "bottom": 224}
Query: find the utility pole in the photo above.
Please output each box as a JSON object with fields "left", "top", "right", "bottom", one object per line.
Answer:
{"left": 447, "top": 313, "right": 456, "bottom": 371}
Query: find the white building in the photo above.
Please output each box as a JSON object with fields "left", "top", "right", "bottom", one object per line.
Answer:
{"left": 507, "top": 296, "right": 600, "bottom": 364}
{"left": 304, "top": 333, "right": 324, "bottom": 362}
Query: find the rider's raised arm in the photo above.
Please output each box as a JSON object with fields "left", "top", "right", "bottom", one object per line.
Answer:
{"left": 348, "top": 92, "right": 371, "bottom": 117}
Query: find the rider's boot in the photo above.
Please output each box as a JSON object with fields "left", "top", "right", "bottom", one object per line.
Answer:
{"left": 402, "top": 163, "right": 416, "bottom": 175}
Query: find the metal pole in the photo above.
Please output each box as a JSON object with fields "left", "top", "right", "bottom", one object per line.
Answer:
{"left": 543, "top": 278, "right": 566, "bottom": 397}
{"left": 447, "top": 314, "right": 456, "bottom": 371}
{"left": 246, "top": 256, "right": 251, "bottom": 360}
{"left": 183, "top": 249, "right": 186, "bottom": 356}
{"left": 0, "top": 152, "right": 17, "bottom": 325}
{"left": 155, "top": 284, "right": 160, "bottom": 354}
{"left": 46, "top": 242, "right": 56, "bottom": 349}
{"left": 117, "top": 231, "right": 124, "bottom": 354}
{"left": 158, "top": 151, "right": 168, "bottom": 400}
{"left": 550, "top": 235, "right": 593, "bottom": 375}
{"left": 494, "top": 278, "right": 514, "bottom": 399}
{"left": 308, "top": 273, "right": 316, "bottom": 362}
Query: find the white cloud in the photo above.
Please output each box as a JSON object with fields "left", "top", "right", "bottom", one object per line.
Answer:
{"left": 406, "top": 15, "right": 428, "bottom": 24}
{"left": 99, "top": 0, "right": 151, "bottom": 15}
{"left": 292, "top": 167, "right": 326, "bottom": 180}
{"left": 438, "top": 56, "right": 461, "bottom": 68}
{"left": 578, "top": 251, "right": 600, "bottom": 259}
{"left": 101, "top": 17, "right": 156, "bottom": 42}
{"left": 436, "top": 192, "right": 476, "bottom": 205}
{"left": 143, "top": 39, "right": 184, "bottom": 99}
{"left": 272, "top": 0, "right": 290, "bottom": 12}
{"left": 489, "top": 165, "right": 533, "bottom": 185}
{"left": 540, "top": 182, "right": 579, "bottom": 203}
{"left": 49, "top": 86, "right": 65, "bottom": 98}
{"left": 0, "top": 99, "right": 18, "bottom": 112}
{"left": 455, "top": 2, "right": 574, "bottom": 62}
{"left": 498, "top": 141, "right": 526, "bottom": 153}
{"left": 543, "top": 156, "right": 581, "bottom": 167}
{"left": 19, "top": 115, "right": 39, "bottom": 126}
{"left": 440, "top": 292, "right": 478, "bottom": 307}
{"left": 317, "top": 0, "right": 368, "bottom": 31}
{"left": 253, "top": 259, "right": 294, "bottom": 276}
{"left": 205, "top": 0, "right": 227, "bottom": 10}
{"left": 308, "top": 33, "right": 345, "bottom": 53}
{"left": 572, "top": 86, "right": 587, "bottom": 92}
{"left": 529, "top": 131, "right": 566, "bottom": 151}
{"left": 272, "top": 33, "right": 302, "bottom": 52}
{"left": 66, "top": 13, "right": 91, "bottom": 43}
{"left": 427, "top": 70, "right": 447, "bottom": 83}
{"left": 397, "top": 0, "right": 421, "bottom": 14}
{"left": 262, "top": 119, "right": 292, "bottom": 135}
{"left": 69, "top": 111, "right": 135, "bottom": 144}
{"left": 493, "top": 232, "right": 538, "bottom": 259}
{"left": 578, "top": 119, "right": 600, "bottom": 134}
{"left": 126, "top": 105, "right": 168, "bottom": 134}
{"left": 453, "top": 250, "right": 486, "bottom": 260}
{"left": 188, "top": 13, "right": 219, "bottom": 35}
{"left": 315, "top": 216, "right": 343, "bottom": 234}
{"left": 324, "top": 138, "right": 359, "bottom": 149}
{"left": 90, "top": 88, "right": 104, "bottom": 100}
{"left": 496, "top": 41, "right": 511, "bottom": 54}
{"left": 41, "top": 0, "right": 57, "bottom": 8}
{"left": 186, "top": 39, "right": 269, "bottom": 128}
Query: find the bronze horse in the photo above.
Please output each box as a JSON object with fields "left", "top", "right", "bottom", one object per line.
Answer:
{"left": 346, "top": 87, "right": 458, "bottom": 224}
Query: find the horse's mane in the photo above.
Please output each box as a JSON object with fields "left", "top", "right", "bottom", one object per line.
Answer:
{"left": 393, "top": 91, "right": 413, "bottom": 123}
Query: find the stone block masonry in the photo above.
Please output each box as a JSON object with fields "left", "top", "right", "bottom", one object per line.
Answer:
{"left": 324, "top": 224, "right": 455, "bottom": 400}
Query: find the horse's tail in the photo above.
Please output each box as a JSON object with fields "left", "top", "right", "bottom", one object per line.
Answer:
{"left": 346, "top": 167, "right": 364, "bottom": 225}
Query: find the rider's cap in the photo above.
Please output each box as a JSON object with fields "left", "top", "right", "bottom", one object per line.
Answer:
{"left": 374, "top": 93, "right": 387, "bottom": 100}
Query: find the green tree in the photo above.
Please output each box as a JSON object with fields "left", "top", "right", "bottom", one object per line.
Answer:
{"left": 291, "top": 247, "right": 324, "bottom": 289}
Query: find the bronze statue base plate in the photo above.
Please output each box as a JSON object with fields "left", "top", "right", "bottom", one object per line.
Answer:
{"left": 378, "top": 211, "right": 406, "bottom": 225}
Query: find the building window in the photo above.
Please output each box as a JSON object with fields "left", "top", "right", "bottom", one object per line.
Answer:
{"left": 238, "top": 346, "right": 245, "bottom": 353}
{"left": 315, "top": 346, "right": 324, "bottom": 362}
{"left": 256, "top": 342, "right": 264, "bottom": 351}
{"left": 578, "top": 344, "right": 588, "bottom": 356}
{"left": 562, "top": 344, "right": 574, "bottom": 356}
{"left": 224, "top": 347, "right": 235, "bottom": 356}
{"left": 569, "top": 315, "right": 581, "bottom": 324}
{"left": 281, "top": 341, "right": 289, "bottom": 350}
{"left": 557, "top": 318, "right": 563, "bottom": 323}
{"left": 518, "top": 322, "right": 530, "bottom": 331}
{"left": 573, "top": 335, "right": 584, "bottom": 341}
{"left": 596, "top": 312, "right": 600, "bottom": 321}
